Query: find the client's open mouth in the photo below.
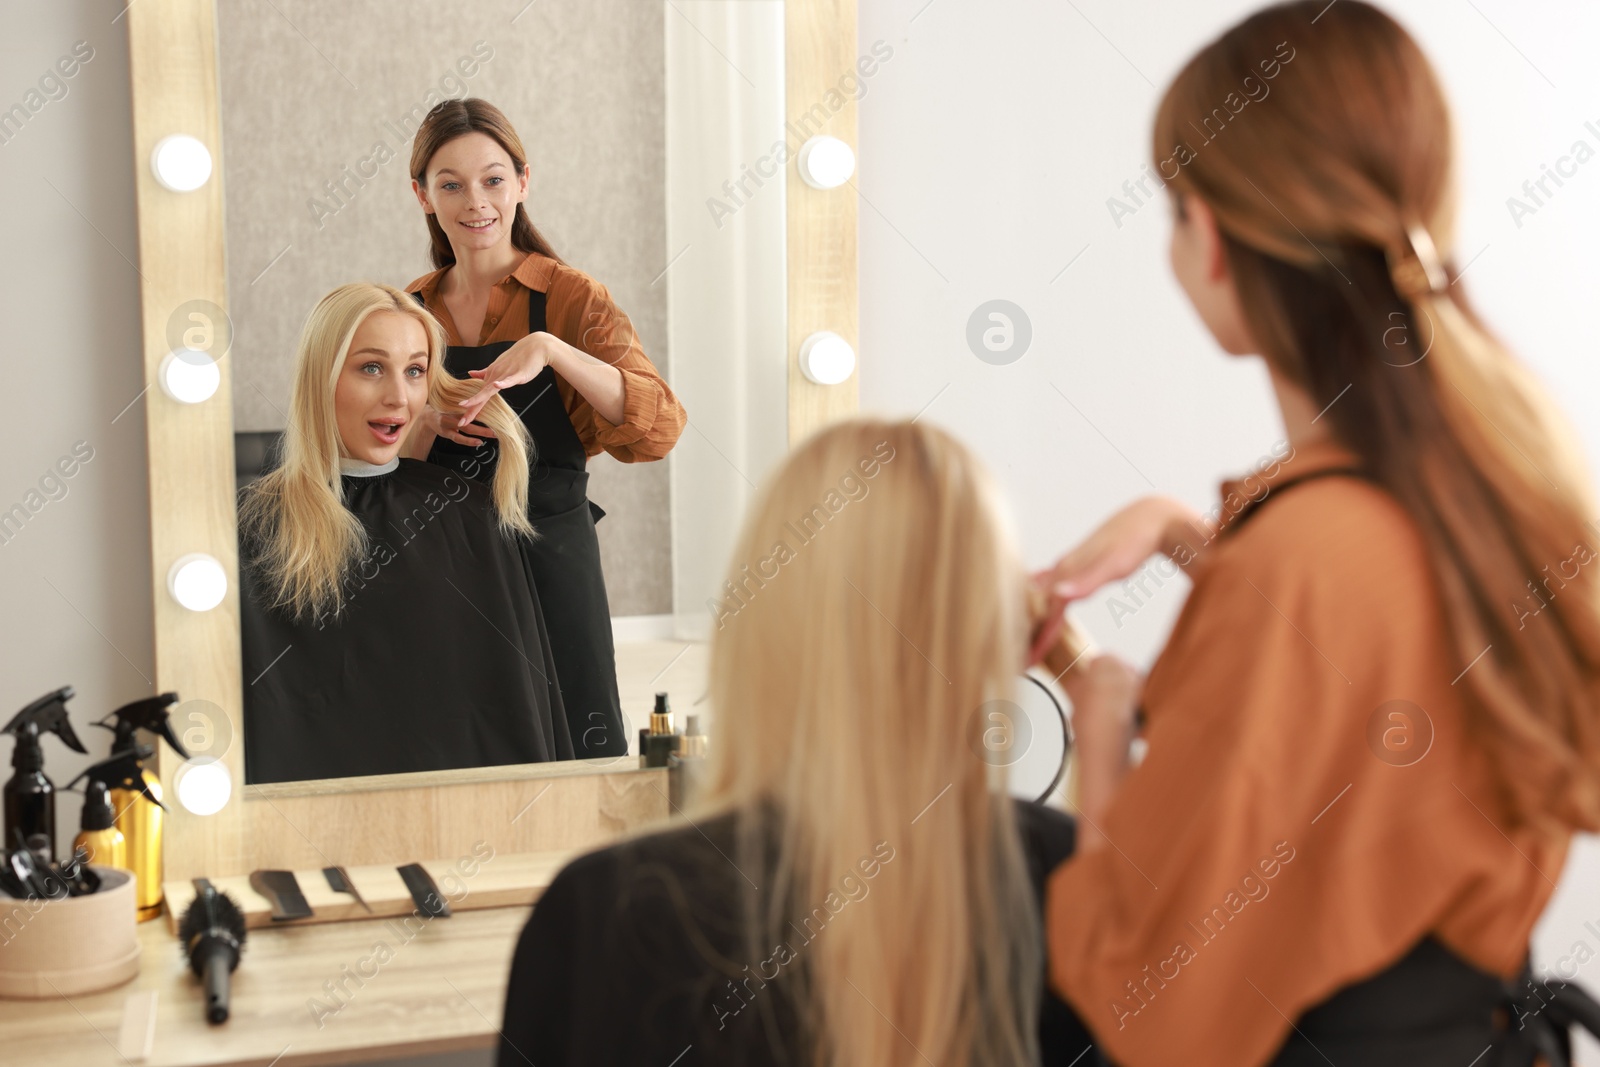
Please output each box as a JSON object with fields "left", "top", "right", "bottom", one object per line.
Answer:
{"left": 459, "top": 217, "right": 497, "bottom": 232}
{"left": 368, "top": 420, "right": 405, "bottom": 444}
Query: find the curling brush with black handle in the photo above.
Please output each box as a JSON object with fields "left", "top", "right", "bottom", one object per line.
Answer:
{"left": 179, "top": 880, "right": 247, "bottom": 1024}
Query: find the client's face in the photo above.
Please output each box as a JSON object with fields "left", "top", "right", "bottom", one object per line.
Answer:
{"left": 334, "top": 310, "right": 429, "bottom": 465}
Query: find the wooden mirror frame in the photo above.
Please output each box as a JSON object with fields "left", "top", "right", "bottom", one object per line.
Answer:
{"left": 128, "top": 0, "right": 858, "bottom": 883}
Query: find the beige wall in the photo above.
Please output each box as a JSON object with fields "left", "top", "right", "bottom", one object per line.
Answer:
{"left": 218, "top": 0, "right": 671, "bottom": 616}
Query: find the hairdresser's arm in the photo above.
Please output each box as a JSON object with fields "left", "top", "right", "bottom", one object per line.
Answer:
{"left": 455, "top": 333, "right": 626, "bottom": 428}
{"left": 1027, "top": 497, "right": 1213, "bottom": 663}
{"left": 1038, "top": 496, "right": 1212, "bottom": 598}
{"left": 1060, "top": 654, "right": 1143, "bottom": 853}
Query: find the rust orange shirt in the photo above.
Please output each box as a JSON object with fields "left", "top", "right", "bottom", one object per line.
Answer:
{"left": 406, "top": 252, "right": 686, "bottom": 463}
{"left": 1047, "top": 435, "right": 1569, "bottom": 1067}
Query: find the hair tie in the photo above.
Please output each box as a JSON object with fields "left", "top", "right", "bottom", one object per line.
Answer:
{"left": 1387, "top": 220, "right": 1449, "bottom": 301}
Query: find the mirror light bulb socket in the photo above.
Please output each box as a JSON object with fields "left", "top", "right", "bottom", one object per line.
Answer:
{"left": 150, "top": 134, "right": 213, "bottom": 192}
{"left": 797, "top": 136, "right": 855, "bottom": 190}
{"left": 798, "top": 331, "right": 856, "bottom": 386}
{"left": 167, "top": 553, "right": 228, "bottom": 612}
{"left": 159, "top": 350, "right": 221, "bottom": 404}
{"left": 173, "top": 757, "right": 232, "bottom": 816}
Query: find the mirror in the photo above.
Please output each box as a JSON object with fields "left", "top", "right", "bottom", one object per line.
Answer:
{"left": 209, "top": 1, "right": 790, "bottom": 784}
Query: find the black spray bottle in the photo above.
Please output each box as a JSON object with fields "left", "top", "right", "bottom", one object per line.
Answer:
{"left": 2, "top": 687, "right": 90, "bottom": 860}
{"left": 5, "top": 723, "right": 54, "bottom": 858}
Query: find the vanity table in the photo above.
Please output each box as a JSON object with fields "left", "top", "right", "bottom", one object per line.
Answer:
{"left": 2, "top": 895, "right": 533, "bottom": 1066}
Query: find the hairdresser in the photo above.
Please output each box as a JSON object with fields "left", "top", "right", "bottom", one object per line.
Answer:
{"left": 403, "top": 98, "right": 686, "bottom": 758}
{"left": 1030, "top": 3, "right": 1600, "bottom": 1064}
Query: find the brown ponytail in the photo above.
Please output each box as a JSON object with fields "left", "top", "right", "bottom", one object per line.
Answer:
{"left": 409, "top": 98, "right": 563, "bottom": 271}
{"left": 1155, "top": 0, "right": 1600, "bottom": 831}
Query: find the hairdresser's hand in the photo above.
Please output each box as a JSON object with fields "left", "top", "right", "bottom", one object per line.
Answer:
{"left": 1027, "top": 496, "right": 1210, "bottom": 662}
{"left": 457, "top": 332, "right": 565, "bottom": 425}
{"left": 406, "top": 404, "right": 492, "bottom": 454}
{"left": 1063, "top": 653, "right": 1143, "bottom": 845}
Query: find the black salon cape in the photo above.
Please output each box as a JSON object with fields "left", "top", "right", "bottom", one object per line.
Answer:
{"left": 240, "top": 459, "right": 574, "bottom": 784}
{"left": 495, "top": 800, "right": 1095, "bottom": 1065}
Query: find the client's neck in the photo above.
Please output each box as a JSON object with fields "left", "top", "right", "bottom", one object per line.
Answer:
{"left": 338, "top": 455, "right": 398, "bottom": 476}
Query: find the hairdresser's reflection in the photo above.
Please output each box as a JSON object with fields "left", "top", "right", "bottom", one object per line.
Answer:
{"left": 239, "top": 283, "right": 572, "bottom": 783}
{"left": 497, "top": 419, "right": 1095, "bottom": 1064}
{"left": 403, "top": 98, "right": 687, "bottom": 759}
{"left": 1031, "top": 3, "right": 1600, "bottom": 1063}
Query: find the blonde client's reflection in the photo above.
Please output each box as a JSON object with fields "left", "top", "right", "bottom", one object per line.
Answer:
{"left": 495, "top": 419, "right": 1098, "bottom": 1065}
{"left": 238, "top": 282, "right": 573, "bottom": 783}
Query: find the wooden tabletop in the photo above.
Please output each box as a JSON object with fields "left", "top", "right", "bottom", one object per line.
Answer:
{"left": 1, "top": 902, "right": 531, "bottom": 1066}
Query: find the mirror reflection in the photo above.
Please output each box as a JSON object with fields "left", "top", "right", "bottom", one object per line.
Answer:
{"left": 239, "top": 282, "right": 587, "bottom": 782}
{"left": 224, "top": 3, "right": 780, "bottom": 783}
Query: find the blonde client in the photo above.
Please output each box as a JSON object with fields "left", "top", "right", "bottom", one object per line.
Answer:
{"left": 238, "top": 282, "right": 574, "bottom": 782}
{"left": 495, "top": 418, "right": 1098, "bottom": 1065}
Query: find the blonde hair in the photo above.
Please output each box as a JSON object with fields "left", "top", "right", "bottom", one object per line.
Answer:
{"left": 694, "top": 417, "right": 1042, "bottom": 1067}
{"left": 239, "top": 282, "right": 534, "bottom": 621}
{"left": 1156, "top": 0, "right": 1600, "bottom": 830}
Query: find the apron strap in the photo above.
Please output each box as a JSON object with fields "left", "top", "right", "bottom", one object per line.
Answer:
{"left": 527, "top": 286, "right": 547, "bottom": 333}
{"left": 1224, "top": 466, "right": 1369, "bottom": 536}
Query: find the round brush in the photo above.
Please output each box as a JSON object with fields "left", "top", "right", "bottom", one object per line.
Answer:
{"left": 178, "top": 882, "right": 247, "bottom": 1024}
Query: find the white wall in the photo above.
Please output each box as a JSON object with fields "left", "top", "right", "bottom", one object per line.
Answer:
{"left": 666, "top": 0, "right": 790, "bottom": 642}
{"left": 0, "top": 4, "right": 151, "bottom": 851}
{"left": 857, "top": 0, "right": 1600, "bottom": 1059}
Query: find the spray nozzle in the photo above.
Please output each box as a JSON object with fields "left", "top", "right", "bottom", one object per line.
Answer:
{"left": 93, "top": 692, "right": 189, "bottom": 761}
{"left": 67, "top": 744, "right": 167, "bottom": 812}
{"left": 3, "top": 685, "right": 88, "bottom": 755}
{"left": 81, "top": 780, "right": 116, "bottom": 832}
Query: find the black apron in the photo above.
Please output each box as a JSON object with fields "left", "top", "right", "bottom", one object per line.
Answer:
{"left": 414, "top": 287, "right": 628, "bottom": 758}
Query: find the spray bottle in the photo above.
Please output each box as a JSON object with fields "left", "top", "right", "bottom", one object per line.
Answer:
{"left": 72, "top": 780, "right": 128, "bottom": 870}
{"left": 2, "top": 687, "right": 90, "bottom": 860}
{"left": 91, "top": 693, "right": 186, "bottom": 921}
{"left": 68, "top": 744, "right": 166, "bottom": 914}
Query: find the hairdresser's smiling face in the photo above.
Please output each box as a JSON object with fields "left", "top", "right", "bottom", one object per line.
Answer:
{"left": 1168, "top": 190, "right": 1255, "bottom": 356}
{"left": 413, "top": 132, "right": 529, "bottom": 256}
{"left": 334, "top": 311, "right": 429, "bottom": 465}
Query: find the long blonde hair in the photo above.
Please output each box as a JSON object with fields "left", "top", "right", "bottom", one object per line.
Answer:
{"left": 239, "top": 282, "right": 534, "bottom": 622}
{"left": 695, "top": 418, "right": 1042, "bottom": 1067}
{"left": 1156, "top": 0, "right": 1600, "bottom": 830}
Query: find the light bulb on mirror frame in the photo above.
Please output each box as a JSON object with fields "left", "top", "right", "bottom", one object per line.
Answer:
{"left": 173, "top": 756, "right": 232, "bottom": 816}
{"left": 150, "top": 134, "right": 213, "bottom": 193}
{"left": 159, "top": 350, "right": 221, "bottom": 404}
{"left": 797, "top": 135, "right": 856, "bottom": 190}
{"left": 168, "top": 553, "right": 228, "bottom": 612}
{"left": 798, "top": 331, "right": 856, "bottom": 385}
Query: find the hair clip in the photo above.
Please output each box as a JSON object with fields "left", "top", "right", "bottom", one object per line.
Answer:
{"left": 1387, "top": 220, "right": 1449, "bottom": 300}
